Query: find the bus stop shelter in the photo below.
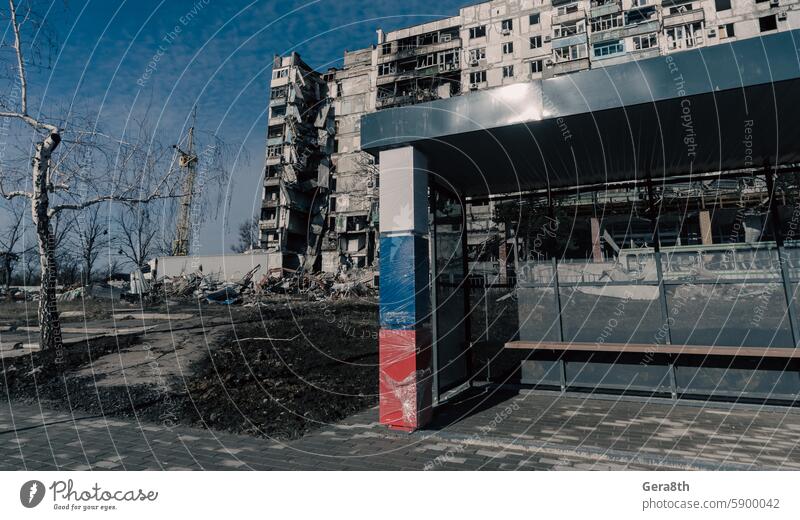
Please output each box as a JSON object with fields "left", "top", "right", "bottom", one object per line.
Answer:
{"left": 362, "top": 29, "right": 800, "bottom": 431}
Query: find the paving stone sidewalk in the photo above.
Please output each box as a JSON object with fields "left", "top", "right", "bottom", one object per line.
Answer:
{"left": 2, "top": 389, "right": 800, "bottom": 470}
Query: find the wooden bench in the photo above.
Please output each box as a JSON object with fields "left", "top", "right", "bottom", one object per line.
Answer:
{"left": 504, "top": 341, "right": 800, "bottom": 359}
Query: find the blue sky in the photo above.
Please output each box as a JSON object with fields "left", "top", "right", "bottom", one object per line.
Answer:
{"left": 29, "top": 0, "right": 474, "bottom": 254}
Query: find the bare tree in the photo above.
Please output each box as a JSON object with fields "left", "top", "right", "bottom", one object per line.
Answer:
{"left": 0, "top": 1, "right": 185, "bottom": 353}
{"left": 231, "top": 216, "right": 259, "bottom": 253}
{"left": 70, "top": 203, "right": 107, "bottom": 284}
{"left": 0, "top": 198, "right": 27, "bottom": 295}
{"left": 114, "top": 203, "right": 163, "bottom": 269}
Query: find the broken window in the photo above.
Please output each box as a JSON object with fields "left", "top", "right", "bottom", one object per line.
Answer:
{"left": 416, "top": 53, "right": 436, "bottom": 69}
{"left": 668, "top": 2, "right": 694, "bottom": 14}
{"left": 267, "top": 145, "right": 283, "bottom": 158}
{"left": 346, "top": 216, "right": 368, "bottom": 231}
{"left": 759, "top": 15, "right": 777, "bottom": 32}
{"left": 270, "top": 86, "right": 288, "bottom": 99}
{"left": 719, "top": 23, "right": 735, "bottom": 39}
{"left": 626, "top": 6, "right": 656, "bottom": 24}
{"left": 665, "top": 22, "right": 703, "bottom": 49}
{"left": 381, "top": 42, "right": 392, "bottom": 55}
{"left": 530, "top": 59, "right": 543, "bottom": 73}
{"left": 469, "top": 25, "right": 487, "bottom": 39}
{"left": 272, "top": 68, "right": 288, "bottom": 79}
{"left": 468, "top": 47, "right": 486, "bottom": 62}
{"left": 553, "top": 43, "right": 587, "bottom": 62}
{"left": 264, "top": 187, "right": 279, "bottom": 201}
{"left": 529, "top": 13, "right": 540, "bottom": 25}
{"left": 267, "top": 125, "right": 283, "bottom": 139}
{"left": 469, "top": 70, "right": 487, "bottom": 83}
{"left": 270, "top": 105, "right": 286, "bottom": 117}
{"left": 377, "top": 62, "right": 396, "bottom": 76}
{"left": 261, "top": 208, "right": 277, "bottom": 222}
{"left": 591, "top": 13, "right": 622, "bottom": 32}
{"left": 556, "top": 3, "right": 579, "bottom": 15}
{"left": 502, "top": 41, "right": 514, "bottom": 54}
{"left": 554, "top": 20, "right": 585, "bottom": 38}
{"left": 502, "top": 65, "right": 514, "bottom": 78}
{"left": 632, "top": 33, "right": 658, "bottom": 49}
{"left": 714, "top": 0, "right": 731, "bottom": 10}
{"left": 501, "top": 19, "right": 513, "bottom": 32}
{"left": 530, "top": 36, "right": 542, "bottom": 49}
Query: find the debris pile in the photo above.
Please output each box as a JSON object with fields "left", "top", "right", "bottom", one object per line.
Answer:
{"left": 250, "top": 267, "right": 376, "bottom": 301}
{"left": 150, "top": 264, "right": 376, "bottom": 304}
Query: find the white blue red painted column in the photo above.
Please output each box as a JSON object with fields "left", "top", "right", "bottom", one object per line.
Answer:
{"left": 378, "top": 146, "right": 433, "bottom": 431}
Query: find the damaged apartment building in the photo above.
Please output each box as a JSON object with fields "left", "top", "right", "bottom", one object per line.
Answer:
{"left": 261, "top": 0, "right": 800, "bottom": 273}
{"left": 262, "top": 53, "right": 334, "bottom": 270}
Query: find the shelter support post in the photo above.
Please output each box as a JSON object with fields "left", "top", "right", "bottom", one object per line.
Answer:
{"left": 378, "top": 146, "right": 433, "bottom": 431}
{"left": 699, "top": 210, "right": 713, "bottom": 245}
{"left": 590, "top": 217, "right": 603, "bottom": 262}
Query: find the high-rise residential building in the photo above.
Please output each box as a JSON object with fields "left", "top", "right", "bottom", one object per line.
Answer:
{"left": 260, "top": 0, "right": 800, "bottom": 273}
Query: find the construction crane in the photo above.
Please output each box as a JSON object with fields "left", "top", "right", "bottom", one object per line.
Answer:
{"left": 171, "top": 109, "right": 199, "bottom": 256}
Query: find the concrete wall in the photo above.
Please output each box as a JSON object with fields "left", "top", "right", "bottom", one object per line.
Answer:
{"left": 151, "top": 253, "right": 283, "bottom": 283}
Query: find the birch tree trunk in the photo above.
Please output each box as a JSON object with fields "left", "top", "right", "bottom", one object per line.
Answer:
{"left": 31, "top": 132, "right": 63, "bottom": 355}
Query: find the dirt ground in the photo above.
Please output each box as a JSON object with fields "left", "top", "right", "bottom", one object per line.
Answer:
{"left": 0, "top": 297, "right": 378, "bottom": 440}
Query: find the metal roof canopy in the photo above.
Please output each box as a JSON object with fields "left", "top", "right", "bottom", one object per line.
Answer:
{"left": 361, "top": 30, "right": 800, "bottom": 198}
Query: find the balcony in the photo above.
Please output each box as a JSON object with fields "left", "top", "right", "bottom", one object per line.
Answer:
{"left": 376, "top": 61, "right": 460, "bottom": 86}
{"left": 544, "top": 57, "right": 590, "bottom": 78}
{"left": 376, "top": 91, "right": 440, "bottom": 109}
{"left": 376, "top": 37, "right": 461, "bottom": 64}
{"left": 266, "top": 154, "right": 282, "bottom": 166}
{"left": 552, "top": 32, "right": 588, "bottom": 48}
{"left": 590, "top": 1, "right": 621, "bottom": 17}
{"left": 259, "top": 220, "right": 278, "bottom": 230}
{"left": 589, "top": 19, "right": 659, "bottom": 43}
{"left": 269, "top": 96, "right": 287, "bottom": 107}
{"left": 552, "top": 8, "right": 586, "bottom": 26}
{"left": 663, "top": 8, "right": 705, "bottom": 27}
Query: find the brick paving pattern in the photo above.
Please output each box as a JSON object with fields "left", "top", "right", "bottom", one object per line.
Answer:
{"left": 2, "top": 389, "right": 800, "bottom": 470}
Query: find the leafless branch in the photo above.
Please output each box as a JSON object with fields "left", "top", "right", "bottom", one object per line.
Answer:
{"left": 49, "top": 191, "right": 184, "bottom": 216}
{"left": 9, "top": 0, "right": 27, "bottom": 114}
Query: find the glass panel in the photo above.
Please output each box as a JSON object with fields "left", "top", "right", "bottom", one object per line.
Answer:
{"left": 556, "top": 254, "right": 663, "bottom": 344}
{"left": 517, "top": 287, "right": 560, "bottom": 342}
{"left": 520, "top": 359, "right": 562, "bottom": 386}
{"left": 559, "top": 285, "right": 664, "bottom": 344}
{"left": 666, "top": 282, "right": 792, "bottom": 347}
{"left": 433, "top": 187, "right": 469, "bottom": 393}
{"left": 676, "top": 365, "right": 800, "bottom": 399}
{"left": 565, "top": 360, "right": 672, "bottom": 393}
{"left": 660, "top": 244, "right": 781, "bottom": 283}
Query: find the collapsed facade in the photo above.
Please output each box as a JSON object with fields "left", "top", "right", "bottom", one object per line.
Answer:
{"left": 261, "top": 54, "right": 334, "bottom": 270}
{"left": 260, "top": 0, "right": 800, "bottom": 274}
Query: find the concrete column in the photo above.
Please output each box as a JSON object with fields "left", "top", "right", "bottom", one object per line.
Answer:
{"left": 590, "top": 217, "right": 603, "bottom": 262}
{"left": 378, "top": 146, "right": 433, "bottom": 431}
{"left": 699, "top": 210, "right": 713, "bottom": 245}
{"left": 498, "top": 224, "right": 507, "bottom": 283}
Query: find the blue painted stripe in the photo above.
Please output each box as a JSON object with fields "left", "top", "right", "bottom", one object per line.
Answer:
{"left": 379, "top": 234, "right": 430, "bottom": 329}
